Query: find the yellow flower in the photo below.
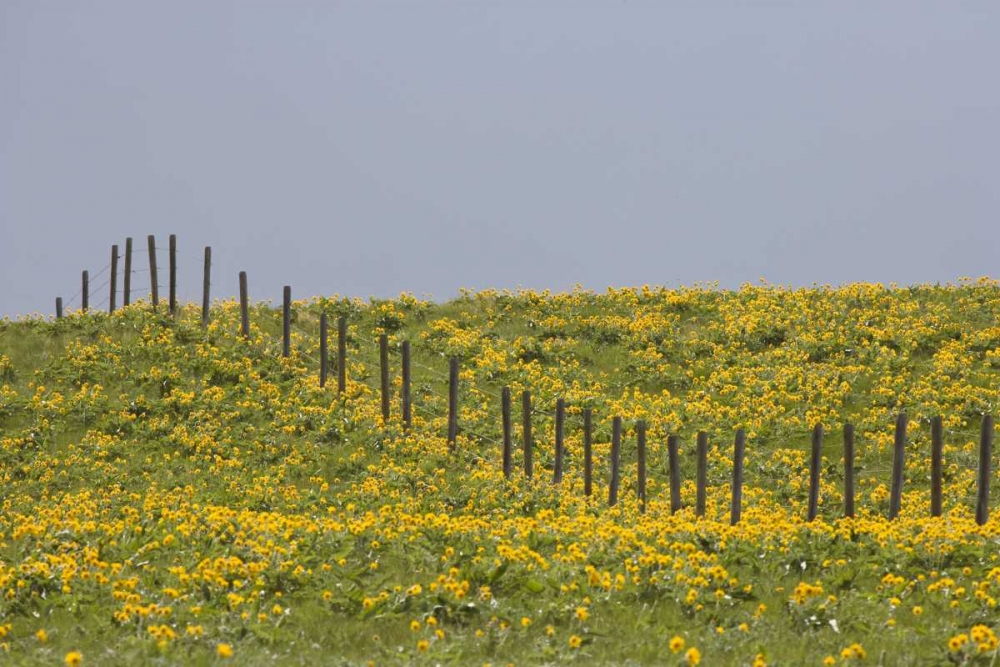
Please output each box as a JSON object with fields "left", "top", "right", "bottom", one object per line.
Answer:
{"left": 410, "top": 620, "right": 421, "bottom": 631}
{"left": 948, "top": 634, "right": 968, "bottom": 652}
{"left": 216, "top": 644, "right": 233, "bottom": 658}
{"left": 575, "top": 607, "right": 589, "bottom": 621}
{"left": 545, "top": 625, "right": 555, "bottom": 636}
{"left": 824, "top": 657, "right": 836, "bottom": 666}
{"left": 35, "top": 629, "right": 48, "bottom": 642}
{"left": 65, "top": 652, "right": 83, "bottom": 667}
{"left": 686, "top": 647, "right": 701, "bottom": 665}
{"left": 912, "top": 606, "right": 923, "bottom": 616}
{"left": 669, "top": 636, "right": 685, "bottom": 653}
{"left": 752, "top": 654, "right": 766, "bottom": 667}
{"left": 417, "top": 639, "right": 430, "bottom": 652}
{"left": 521, "top": 616, "right": 532, "bottom": 628}
{"left": 568, "top": 635, "right": 582, "bottom": 649}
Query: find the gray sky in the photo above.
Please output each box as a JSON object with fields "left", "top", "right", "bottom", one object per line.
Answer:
{"left": 2, "top": 2, "right": 998, "bottom": 317}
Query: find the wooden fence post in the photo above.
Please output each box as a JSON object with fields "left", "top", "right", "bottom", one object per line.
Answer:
{"left": 123, "top": 237, "right": 132, "bottom": 306}
{"left": 282, "top": 286, "right": 292, "bottom": 357}
{"left": 81, "top": 270, "right": 89, "bottom": 313}
{"left": 931, "top": 416, "right": 943, "bottom": 518}
{"left": 109, "top": 244, "right": 118, "bottom": 313}
{"left": 379, "top": 333, "right": 390, "bottom": 422}
{"left": 668, "top": 434, "right": 681, "bottom": 514}
{"left": 201, "top": 247, "right": 211, "bottom": 328}
{"left": 636, "top": 420, "right": 646, "bottom": 512}
{"left": 696, "top": 431, "right": 708, "bottom": 517}
{"left": 56, "top": 297, "right": 63, "bottom": 319}
{"left": 731, "top": 428, "right": 745, "bottom": 526}
{"left": 401, "top": 341, "right": 411, "bottom": 429}
{"left": 522, "top": 390, "right": 533, "bottom": 478}
{"left": 168, "top": 234, "right": 177, "bottom": 316}
{"left": 889, "top": 413, "right": 907, "bottom": 520}
{"left": 976, "top": 415, "right": 993, "bottom": 526}
{"left": 554, "top": 399, "right": 566, "bottom": 484}
{"left": 844, "top": 423, "right": 855, "bottom": 519}
{"left": 447, "top": 357, "right": 459, "bottom": 451}
{"left": 501, "top": 387, "right": 512, "bottom": 478}
{"left": 583, "top": 408, "right": 593, "bottom": 497}
{"left": 608, "top": 416, "right": 622, "bottom": 507}
{"left": 147, "top": 235, "right": 159, "bottom": 308}
{"left": 808, "top": 424, "right": 823, "bottom": 522}
{"left": 337, "top": 316, "right": 347, "bottom": 394}
{"left": 319, "top": 313, "right": 328, "bottom": 388}
{"left": 238, "top": 271, "right": 249, "bottom": 338}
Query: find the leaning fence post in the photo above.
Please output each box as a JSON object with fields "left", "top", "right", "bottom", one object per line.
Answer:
{"left": 808, "top": 424, "right": 823, "bottom": 522}
{"left": 401, "top": 341, "right": 411, "bottom": 429}
{"left": 696, "top": 431, "right": 708, "bottom": 517}
{"left": 447, "top": 357, "right": 459, "bottom": 451}
{"left": 319, "top": 313, "right": 329, "bottom": 388}
{"left": 501, "top": 387, "right": 512, "bottom": 478}
{"left": 81, "top": 270, "right": 89, "bottom": 313}
{"left": 889, "top": 413, "right": 907, "bottom": 520}
{"left": 238, "top": 271, "right": 249, "bottom": 338}
{"left": 379, "top": 333, "right": 390, "bottom": 422}
{"left": 282, "top": 286, "right": 292, "bottom": 357}
{"left": 976, "top": 415, "right": 993, "bottom": 526}
{"left": 844, "top": 423, "right": 855, "bottom": 519}
{"left": 636, "top": 420, "right": 647, "bottom": 512}
{"left": 147, "top": 235, "right": 159, "bottom": 308}
{"left": 522, "top": 390, "right": 533, "bottom": 478}
{"left": 109, "top": 244, "right": 119, "bottom": 313}
{"left": 554, "top": 399, "right": 566, "bottom": 484}
{"left": 583, "top": 408, "right": 593, "bottom": 497}
{"left": 168, "top": 234, "right": 177, "bottom": 316}
{"left": 608, "top": 416, "right": 622, "bottom": 507}
{"left": 731, "top": 428, "right": 745, "bottom": 526}
{"left": 931, "top": 416, "right": 943, "bottom": 518}
{"left": 201, "top": 246, "right": 212, "bottom": 328}
{"left": 337, "top": 316, "right": 347, "bottom": 394}
{"left": 56, "top": 297, "right": 63, "bottom": 319}
{"left": 123, "top": 237, "right": 133, "bottom": 306}
{"left": 668, "top": 434, "right": 682, "bottom": 514}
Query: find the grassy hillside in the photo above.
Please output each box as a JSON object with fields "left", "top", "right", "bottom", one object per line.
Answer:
{"left": 1, "top": 281, "right": 999, "bottom": 665}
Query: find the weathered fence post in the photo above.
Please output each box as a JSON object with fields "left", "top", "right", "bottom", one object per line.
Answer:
{"left": 337, "top": 316, "right": 347, "bottom": 394}
{"left": 238, "top": 271, "right": 249, "bottom": 338}
{"left": 583, "top": 408, "right": 593, "bottom": 497}
{"left": 123, "top": 237, "right": 132, "bottom": 306}
{"left": 889, "top": 413, "right": 907, "bottom": 520}
{"left": 282, "top": 286, "right": 292, "bottom": 357}
{"left": 931, "top": 416, "right": 943, "bottom": 518}
{"left": 401, "top": 341, "right": 411, "bottom": 429}
{"left": 501, "top": 387, "right": 512, "bottom": 478}
{"left": 844, "top": 423, "right": 855, "bottom": 519}
{"left": 668, "top": 434, "right": 682, "bottom": 514}
{"left": 636, "top": 420, "right": 647, "bottom": 512}
{"left": 81, "top": 270, "right": 89, "bottom": 313}
{"left": 696, "top": 431, "right": 708, "bottom": 517}
{"left": 731, "top": 428, "right": 745, "bottom": 526}
{"left": 168, "top": 234, "right": 177, "bottom": 316}
{"left": 808, "top": 424, "right": 823, "bottom": 522}
{"left": 976, "top": 415, "right": 993, "bottom": 526}
{"left": 319, "top": 313, "right": 328, "bottom": 388}
{"left": 201, "top": 246, "right": 211, "bottom": 328}
{"left": 147, "top": 235, "right": 159, "bottom": 308}
{"left": 56, "top": 297, "right": 63, "bottom": 319}
{"left": 447, "top": 357, "right": 459, "bottom": 451}
{"left": 379, "top": 333, "right": 390, "bottom": 422}
{"left": 109, "top": 244, "right": 118, "bottom": 313}
{"left": 554, "top": 399, "right": 566, "bottom": 484}
{"left": 608, "top": 416, "right": 622, "bottom": 507}
{"left": 522, "top": 390, "right": 533, "bottom": 478}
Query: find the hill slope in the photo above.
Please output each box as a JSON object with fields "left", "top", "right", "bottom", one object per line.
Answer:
{"left": 1, "top": 282, "right": 999, "bottom": 665}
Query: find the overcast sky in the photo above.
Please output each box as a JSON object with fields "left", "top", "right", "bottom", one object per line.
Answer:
{"left": 2, "top": 2, "right": 998, "bottom": 317}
